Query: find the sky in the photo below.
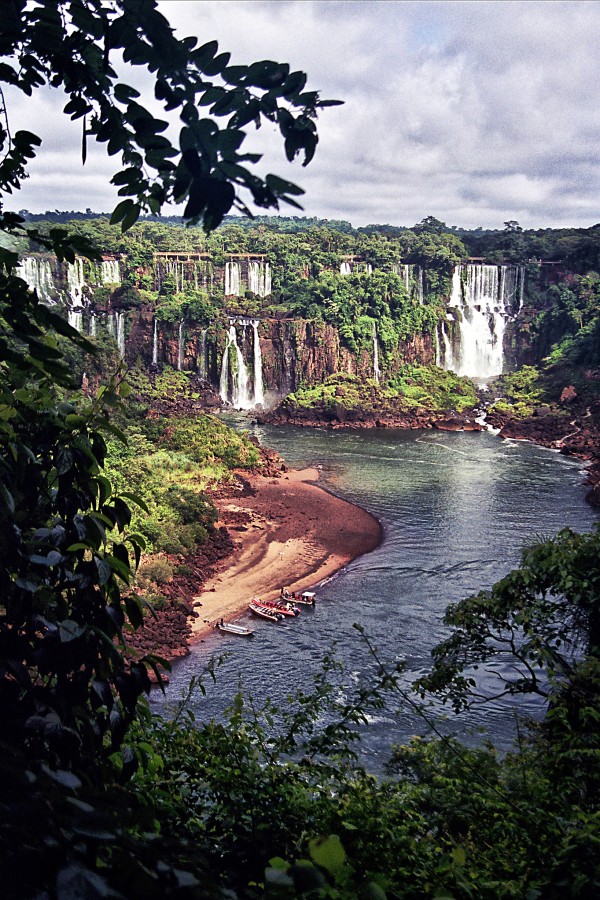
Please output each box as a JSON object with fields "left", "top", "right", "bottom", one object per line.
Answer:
{"left": 5, "top": 0, "right": 600, "bottom": 230}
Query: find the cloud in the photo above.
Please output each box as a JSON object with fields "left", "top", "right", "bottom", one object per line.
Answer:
{"left": 5, "top": 0, "right": 600, "bottom": 230}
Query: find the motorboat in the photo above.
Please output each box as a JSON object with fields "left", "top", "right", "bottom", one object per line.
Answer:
{"left": 215, "top": 621, "right": 254, "bottom": 637}
{"left": 249, "top": 600, "right": 285, "bottom": 622}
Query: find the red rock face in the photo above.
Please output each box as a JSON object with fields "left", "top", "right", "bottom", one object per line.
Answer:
{"left": 121, "top": 310, "right": 436, "bottom": 398}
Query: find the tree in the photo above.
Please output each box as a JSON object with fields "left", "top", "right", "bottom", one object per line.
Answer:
{"left": 0, "top": 0, "right": 335, "bottom": 770}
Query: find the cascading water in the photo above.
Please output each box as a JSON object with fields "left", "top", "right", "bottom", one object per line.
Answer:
{"left": 340, "top": 261, "right": 352, "bottom": 275}
{"left": 417, "top": 267, "right": 424, "bottom": 305}
{"left": 442, "top": 264, "right": 524, "bottom": 379}
{"left": 220, "top": 324, "right": 250, "bottom": 408}
{"left": 16, "top": 256, "right": 56, "bottom": 303}
{"left": 247, "top": 261, "right": 272, "bottom": 297}
{"left": 252, "top": 320, "right": 264, "bottom": 405}
{"left": 115, "top": 312, "right": 126, "bottom": 359}
{"left": 219, "top": 319, "right": 265, "bottom": 408}
{"left": 177, "top": 321, "right": 185, "bottom": 371}
{"left": 89, "top": 313, "right": 97, "bottom": 337}
{"left": 67, "top": 258, "right": 86, "bottom": 305}
{"left": 372, "top": 322, "right": 381, "bottom": 383}
{"left": 68, "top": 310, "right": 83, "bottom": 332}
{"left": 101, "top": 259, "right": 121, "bottom": 284}
{"left": 152, "top": 319, "right": 159, "bottom": 366}
{"left": 199, "top": 329, "right": 208, "bottom": 379}
{"left": 225, "top": 261, "right": 241, "bottom": 296}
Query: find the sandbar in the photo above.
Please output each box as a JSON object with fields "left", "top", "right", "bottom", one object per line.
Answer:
{"left": 191, "top": 467, "right": 382, "bottom": 638}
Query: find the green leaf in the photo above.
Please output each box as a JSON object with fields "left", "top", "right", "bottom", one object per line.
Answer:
{"left": 308, "top": 834, "right": 346, "bottom": 875}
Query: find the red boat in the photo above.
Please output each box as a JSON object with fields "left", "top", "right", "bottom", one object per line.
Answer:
{"left": 262, "top": 599, "right": 300, "bottom": 617}
{"left": 249, "top": 600, "right": 285, "bottom": 623}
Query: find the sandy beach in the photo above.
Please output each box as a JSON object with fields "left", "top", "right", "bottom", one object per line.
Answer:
{"left": 191, "top": 467, "right": 382, "bottom": 639}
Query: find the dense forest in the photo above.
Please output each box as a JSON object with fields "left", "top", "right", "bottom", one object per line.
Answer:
{"left": 2, "top": 1, "right": 600, "bottom": 897}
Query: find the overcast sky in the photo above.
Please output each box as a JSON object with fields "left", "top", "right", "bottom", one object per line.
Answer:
{"left": 6, "top": 0, "right": 600, "bottom": 230}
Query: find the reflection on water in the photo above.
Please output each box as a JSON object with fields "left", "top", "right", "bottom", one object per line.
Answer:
{"left": 152, "top": 425, "right": 598, "bottom": 771}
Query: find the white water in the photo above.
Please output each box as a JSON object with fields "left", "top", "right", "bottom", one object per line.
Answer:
{"left": 115, "top": 312, "right": 126, "bottom": 359}
{"left": 177, "top": 321, "right": 185, "bottom": 371}
{"left": 152, "top": 319, "right": 158, "bottom": 366}
{"left": 247, "top": 261, "right": 272, "bottom": 297}
{"left": 90, "top": 313, "right": 97, "bottom": 337}
{"left": 67, "top": 258, "right": 86, "bottom": 306}
{"left": 443, "top": 264, "right": 524, "bottom": 379}
{"left": 16, "top": 256, "right": 56, "bottom": 304}
{"left": 372, "top": 322, "right": 381, "bottom": 383}
{"left": 340, "top": 261, "right": 352, "bottom": 275}
{"left": 101, "top": 259, "right": 120, "bottom": 284}
{"left": 220, "top": 319, "right": 265, "bottom": 408}
{"left": 199, "top": 329, "right": 208, "bottom": 379}
{"left": 220, "top": 324, "right": 250, "bottom": 407}
{"left": 225, "top": 261, "right": 241, "bottom": 296}
{"left": 252, "top": 320, "right": 264, "bottom": 405}
{"left": 68, "top": 309, "right": 83, "bottom": 332}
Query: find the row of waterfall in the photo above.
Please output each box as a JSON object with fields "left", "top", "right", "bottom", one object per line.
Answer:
{"left": 440, "top": 264, "right": 525, "bottom": 379}
{"left": 219, "top": 318, "right": 265, "bottom": 409}
{"left": 224, "top": 260, "right": 271, "bottom": 298}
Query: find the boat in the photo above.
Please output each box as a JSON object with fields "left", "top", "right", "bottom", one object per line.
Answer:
{"left": 281, "top": 590, "right": 316, "bottom": 607}
{"left": 262, "top": 599, "right": 300, "bottom": 617}
{"left": 249, "top": 600, "right": 285, "bottom": 622}
{"left": 215, "top": 621, "right": 254, "bottom": 637}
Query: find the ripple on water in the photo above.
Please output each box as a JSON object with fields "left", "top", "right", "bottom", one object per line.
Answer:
{"left": 153, "top": 427, "right": 598, "bottom": 773}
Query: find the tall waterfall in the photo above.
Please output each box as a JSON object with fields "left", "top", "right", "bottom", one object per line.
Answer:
{"left": 90, "top": 313, "right": 97, "bottom": 337}
{"left": 252, "top": 320, "right": 264, "bottom": 405}
{"left": 152, "top": 319, "right": 158, "bottom": 366}
{"left": 442, "top": 264, "right": 524, "bottom": 379}
{"left": 340, "top": 261, "right": 352, "bottom": 275}
{"left": 17, "top": 256, "right": 56, "bottom": 303}
{"left": 67, "top": 258, "right": 86, "bottom": 306}
{"left": 219, "top": 318, "right": 264, "bottom": 409}
{"left": 220, "top": 324, "right": 250, "bottom": 408}
{"left": 68, "top": 309, "right": 83, "bottom": 332}
{"left": 417, "top": 267, "right": 424, "bottom": 305}
{"left": 225, "top": 261, "right": 241, "bottom": 296}
{"left": 247, "top": 261, "right": 272, "bottom": 297}
{"left": 372, "top": 322, "right": 381, "bottom": 383}
{"left": 177, "top": 321, "right": 185, "bottom": 371}
{"left": 115, "top": 312, "right": 126, "bottom": 359}
{"left": 199, "top": 329, "right": 208, "bottom": 379}
{"left": 101, "top": 259, "right": 121, "bottom": 284}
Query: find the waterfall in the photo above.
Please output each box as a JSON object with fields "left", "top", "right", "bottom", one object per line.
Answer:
{"left": 16, "top": 256, "right": 56, "bottom": 304}
{"left": 252, "top": 319, "right": 264, "bottom": 405}
{"left": 372, "top": 322, "right": 381, "bottom": 383}
{"left": 90, "top": 313, "right": 97, "bottom": 337}
{"left": 340, "top": 261, "right": 352, "bottom": 275}
{"left": 219, "top": 323, "right": 251, "bottom": 409}
{"left": 67, "top": 258, "right": 86, "bottom": 306}
{"left": 199, "top": 328, "right": 208, "bottom": 379}
{"left": 101, "top": 259, "right": 121, "bottom": 284}
{"left": 247, "top": 261, "right": 272, "bottom": 297}
{"left": 115, "top": 312, "right": 126, "bottom": 359}
{"left": 443, "top": 264, "right": 524, "bottom": 379}
{"left": 177, "top": 320, "right": 184, "bottom": 371}
{"left": 225, "top": 261, "right": 241, "bottom": 296}
{"left": 417, "top": 267, "right": 424, "bottom": 305}
{"left": 434, "top": 324, "right": 441, "bottom": 367}
{"left": 152, "top": 319, "right": 158, "bottom": 366}
{"left": 68, "top": 309, "right": 83, "bottom": 332}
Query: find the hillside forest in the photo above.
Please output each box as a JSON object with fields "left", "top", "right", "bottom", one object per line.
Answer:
{"left": 2, "top": 0, "right": 600, "bottom": 896}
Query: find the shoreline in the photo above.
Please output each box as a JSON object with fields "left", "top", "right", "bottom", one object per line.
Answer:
{"left": 190, "top": 466, "right": 383, "bottom": 640}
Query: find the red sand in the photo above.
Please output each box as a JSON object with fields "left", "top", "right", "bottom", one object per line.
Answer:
{"left": 191, "top": 467, "right": 382, "bottom": 638}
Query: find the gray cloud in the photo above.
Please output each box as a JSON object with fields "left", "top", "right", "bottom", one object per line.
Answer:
{"left": 5, "top": 0, "right": 600, "bottom": 229}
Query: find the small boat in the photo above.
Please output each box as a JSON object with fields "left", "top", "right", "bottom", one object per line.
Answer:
{"left": 215, "top": 621, "right": 254, "bottom": 637}
{"left": 289, "top": 591, "right": 316, "bottom": 607}
{"left": 249, "top": 600, "right": 285, "bottom": 623}
{"left": 262, "top": 599, "right": 299, "bottom": 617}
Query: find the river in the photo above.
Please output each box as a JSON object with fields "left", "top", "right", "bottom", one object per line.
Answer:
{"left": 151, "top": 425, "right": 598, "bottom": 771}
